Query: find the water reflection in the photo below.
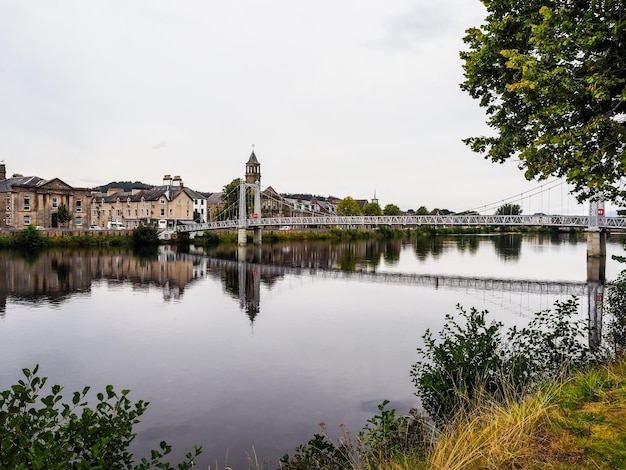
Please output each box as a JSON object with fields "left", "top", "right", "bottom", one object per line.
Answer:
{"left": 0, "top": 234, "right": 612, "bottom": 336}
{"left": 0, "top": 247, "right": 206, "bottom": 314}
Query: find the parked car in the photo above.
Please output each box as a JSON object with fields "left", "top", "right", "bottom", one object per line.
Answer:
{"left": 89, "top": 225, "right": 103, "bottom": 230}
{"left": 106, "top": 221, "right": 126, "bottom": 230}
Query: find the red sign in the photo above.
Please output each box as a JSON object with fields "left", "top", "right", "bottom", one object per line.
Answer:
{"left": 252, "top": 213, "right": 258, "bottom": 218}
{"left": 598, "top": 208, "right": 605, "bottom": 216}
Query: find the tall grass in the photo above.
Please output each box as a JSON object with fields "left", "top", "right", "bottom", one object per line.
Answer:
{"left": 424, "top": 387, "right": 555, "bottom": 470}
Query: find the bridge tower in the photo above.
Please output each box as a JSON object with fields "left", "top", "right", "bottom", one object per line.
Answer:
{"left": 245, "top": 147, "right": 261, "bottom": 185}
{"left": 238, "top": 148, "right": 263, "bottom": 246}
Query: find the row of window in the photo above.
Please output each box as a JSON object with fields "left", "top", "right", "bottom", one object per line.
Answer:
{"left": 20, "top": 196, "right": 82, "bottom": 212}
{"left": 22, "top": 216, "right": 83, "bottom": 226}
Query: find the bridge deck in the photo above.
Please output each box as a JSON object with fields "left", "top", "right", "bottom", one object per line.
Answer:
{"left": 177, "top": 215, "right": 626, "bottom": 232}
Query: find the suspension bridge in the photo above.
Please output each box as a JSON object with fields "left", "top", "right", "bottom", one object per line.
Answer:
{"left": 172, "top": 178, "right": 623, "bottom": 259}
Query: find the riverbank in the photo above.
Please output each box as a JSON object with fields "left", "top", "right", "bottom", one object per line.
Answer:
{"left": 0, "top": 224, "right": 579, "bottom": 249}
{"left": 419, "top": 358, "right": 626, "bottom": 469}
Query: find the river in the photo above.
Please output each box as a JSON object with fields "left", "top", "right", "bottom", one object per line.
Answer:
{"left": 0, "top": 232, "right": 624, "bottom": 469}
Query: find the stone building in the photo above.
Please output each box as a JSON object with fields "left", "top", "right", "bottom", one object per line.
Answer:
{"left": 90, "top": 175, "right": 196, "bottom": 230}
{"left": 0, "top": 163, "right": 93, "bottom": 229}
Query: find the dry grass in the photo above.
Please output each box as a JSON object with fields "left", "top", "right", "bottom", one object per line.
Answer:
{"left": 423, "top": 388, "right": 555, "bottom": 470}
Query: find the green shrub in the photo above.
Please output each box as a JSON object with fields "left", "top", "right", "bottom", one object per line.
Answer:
{"left": 14, "top": 225, "right": 48, "bottom": 250}
{"left": 0, "top": 365, "right": 201, "bottom": 469}
{"left": 411, "top": 298, "right": 598, "bottom": 426}
{"left": 605, "top": 269, "right": 626, "bottom": 357}
{"left": 279, "top": 401, "right": 431, "bottom": 469}
{"left": 131, "top": 225, "right": 160, "bottom": 247}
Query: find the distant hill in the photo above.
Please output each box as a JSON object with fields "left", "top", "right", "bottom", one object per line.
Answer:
{"left": 94, "top": 181, "right": 154, "bottom": 192}
{"left": 282, "top": 193, "right": 336, "bottom": 201}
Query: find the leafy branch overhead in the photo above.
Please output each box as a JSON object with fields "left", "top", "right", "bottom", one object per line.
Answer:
{"left": 461, "top": 0, "right": 626, "bottom": 203}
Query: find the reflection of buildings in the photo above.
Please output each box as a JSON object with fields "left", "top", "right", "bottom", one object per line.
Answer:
{"left": 0, "top": 247, "right": 207, "bottom": 314}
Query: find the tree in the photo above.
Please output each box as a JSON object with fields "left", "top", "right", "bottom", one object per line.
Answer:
{"left": 383, "top": 204, "right": 402, "bottom": 216}
{"left": 219, "top": 178, "right": 241, "bottom": 220}
{"left": 56, "top": 202, "right": 72, "bottom": 227}
{"left": 495, "top": 203, "right": 522, "bottom": 215}
{"left": 363, "top": 201, "right": 383, "bottom": 216}
{"left": 337, "top": 197, "right": 362, "bottom": 216}
{"left": 415, "top": 206, "right": 430, "bottom": 215}
{"left": 461, "top": 1, "right": 626, "bottom": 204}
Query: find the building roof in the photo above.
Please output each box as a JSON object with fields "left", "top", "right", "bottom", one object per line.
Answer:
{"left": 247, "top": 151, "right": 259, "bottom": 165}
{"left": 206, "top": 192, "right": 224, "bottom": 204}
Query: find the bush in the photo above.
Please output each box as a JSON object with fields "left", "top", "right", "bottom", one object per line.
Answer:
{"left": 0, "top": 365, "right": 201, "bottom": 469}
{"left": 279, "top": 401, "right": 431, "bottom": 469}
{"left": 411, "top": 298, "right": 598, "bottom": 426}
{"left": 14, "top": 225, "right": 48, "bottom": 250}
{"left": 131, "top": 225, "right": 160, "bottom": 247}
{"left": 605, "top": 270, "right": 626, "bottom": 357}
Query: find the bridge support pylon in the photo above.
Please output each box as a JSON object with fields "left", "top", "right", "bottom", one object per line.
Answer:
{"left": 586, "top": 230, "right": 606, "bottom": 260}
{"left": 253, "top": 227, "right": 262, "bottom": 245}
{"left": 238, "top": 228, "right": 248, "bottom": 246}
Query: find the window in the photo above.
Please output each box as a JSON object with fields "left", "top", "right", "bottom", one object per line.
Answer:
{"left": 127, "top": 210, "right": 131, "bottom": 216}
{"left": 160, "top": 208, "right": 165, "bottom": 216}
{"left": 52, "top": 197, "right": 58, "bottom": 208}
{"left": 160, "top": 199, "right": 165, "bottom": 204}
{"left": 24, "top": 215, "right": 30, "bottom": 225}
{"left": 117, "top": 209, "right": 122, "bottom": 216}
{"left": 75, "top": 216, "right": 82, "bottom": 225}
{"left": 169, "top": 208, "right": 173, "bottom": 216}
{"left": 76, "top": 199, "right": 82, "bottom": 212}
{"left": 6, "top": 214, "right": 11, "bottom": 225}
{"left": 23, "top": 196, "right": 30, "bottom": 211}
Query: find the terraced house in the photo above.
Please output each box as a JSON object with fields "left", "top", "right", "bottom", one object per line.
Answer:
{"left": 0, "top": 163, "right": 92, "bottom": 229}
{"left": 90, "top": 175, "right": 196, "bottom": 230}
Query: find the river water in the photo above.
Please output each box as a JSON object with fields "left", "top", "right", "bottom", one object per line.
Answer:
{"left": 0, "top": 233, "right": 624, "bottom": 469}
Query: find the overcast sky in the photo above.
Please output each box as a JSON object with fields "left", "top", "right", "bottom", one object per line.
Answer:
{"left": 0, "top": 0, "right": 590, "bottom": 214}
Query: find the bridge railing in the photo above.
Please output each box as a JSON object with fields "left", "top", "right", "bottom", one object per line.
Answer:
{"left": 176, "top": 214, "right": 626, "bottom": 232}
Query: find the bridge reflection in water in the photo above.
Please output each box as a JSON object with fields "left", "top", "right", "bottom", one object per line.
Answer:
{"left": 0, "top": 238, "right": 609, "bottom": 347}
{"left": 218, "top": 245, "right": 605, "bottom": 348}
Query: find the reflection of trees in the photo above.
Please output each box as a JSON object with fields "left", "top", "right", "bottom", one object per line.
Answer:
{"left": 337, "top": 243, "right": 359, "bottom": 271}
{"left": 414, "top": 236, "right": 445, "bottom": 260}
{"left": 453, "top": 236, "right": 479, "bottom": 254}
{"left": 382, "top": 239, "right": 402, "bottom": 265}
{"left": 491, "top": 234, "right": 523, "bottom": 261}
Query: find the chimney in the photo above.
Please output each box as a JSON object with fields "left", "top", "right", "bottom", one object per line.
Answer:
{"left": 163, "top": 174, "right": 172, "bottom": 186}
{"left": 0, "top": 162, "right": 5, "bottom": 180}
{"left": 173, "top": 175, "right": 182, "bottom": 187}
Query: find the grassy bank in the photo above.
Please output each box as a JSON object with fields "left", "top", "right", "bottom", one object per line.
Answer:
{"left": 414, "top": 359, "right": 626, "bottom": 470}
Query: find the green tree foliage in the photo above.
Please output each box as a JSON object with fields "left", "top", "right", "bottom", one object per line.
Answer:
{"left": 362, "top": 201, "right": 383, "bottom": 216}
{"left": 605, "top": 270, "right": 626, "bottom": 357}
{"left": 0, "top": 365, "right": 201, "bottom": 469}
{"left": 131, "top": 225, "right": 160, "bottom": 247}
{"left": 411, "top": 298, "right": 597, "bottom": 425}
{"left": 383, "top": 204, "right": 402, "bottom": 216}
{"left": 461, "top": 0, "right": 626, "bottom": 203}
{"left": 56, "top": 203, "right": 72, "bottom": 227}
{"left": 415, "top": 206, "right": 430, "bottom": 215}
{"left": 336, "top": 197, "right": 362, "bottom": 216}
{"left": 14, "top": 225, "right": 48, "bottom": 250}
{"left": 219, "top": 178, "right": 241, "bottom": 220}
{"left": 495, "top": 203, "right": 522, "bottom": 215}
